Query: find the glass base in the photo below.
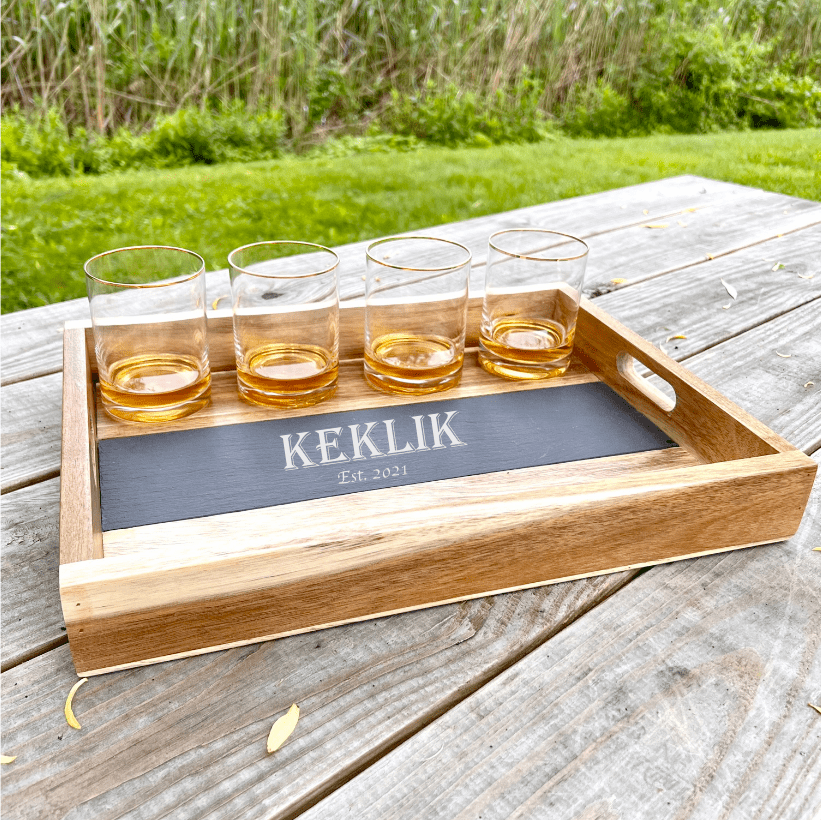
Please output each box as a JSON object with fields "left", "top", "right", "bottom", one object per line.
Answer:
{"left": 237, "top": 379, "right": 337, "bottom": 409}
{"left": 100, "top": 380, "right": 212, "bottom": 423}
{"left": 363, "top": 364, "right": 462, "bottom": 395}
{"left": 478, "top": 347, "right": 571, "bottom": 380}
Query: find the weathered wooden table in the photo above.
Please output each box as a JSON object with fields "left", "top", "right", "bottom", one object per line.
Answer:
{"left": 2, "top": 175, "right": 820, "bottom": 819}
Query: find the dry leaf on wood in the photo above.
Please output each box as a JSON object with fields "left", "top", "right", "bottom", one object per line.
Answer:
{"left": 211, "top": 296, "right": 229, "bottom": 310}
{"left": 642, "top": 209, "right": 649, "bottom": 215}
{"left": 720, "top": 279, "right": 738, "bottom": 299}
{"left": 775, "top": 351, "right": 792, "bottom": 358}
{"left": 706, "top": 253, "right": 716, "bottom": 260}
{"left": 64, "top": 678, "right": 88, "bottom": 730}
{"left": 808, "top": 703, "right": 821, "bottom": 716}
{"left": 267, "top": 704, "right": 300, "bottom": 754}
{"left": 804, "top": 382, "right": 815, "bottom": 388}
{"left": 666, "top": 334, "right": 687, "bottom": 341}
{"left": 1, "top": 755, "right": 17, "bottom": 764}
{"left": 610, "top": 278, "right": 627, "bottom": 284}
{"left": 643, "top": 223, "right": 669, "bottom": 229}
{"left": 798, "top": 273, "right": 814, "bottom": 279}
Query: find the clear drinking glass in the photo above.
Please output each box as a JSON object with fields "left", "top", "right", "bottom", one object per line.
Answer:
{"left": 85, "top": 246, "right": 211, "bottom": 423}
{"left": 228, "top": 241, "right": 340, "bottom": 408}
{"left": 364, "top": 236, "right": 471, "bottom": 395}
{"left": 479, "top": 229, "right": 589, "bottom": 380}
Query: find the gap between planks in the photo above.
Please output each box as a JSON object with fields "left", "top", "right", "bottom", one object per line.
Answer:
{"left": 0, "top": 634, "right": 68, "bottom": 675}
{"left": 278, "top": 567, "right": 642, "bottom": 820}
{"left": 0, "top": 468, "right": 61, "bottom": 497}
{"left": 675, "top": 292, "right": 821, "bottom": 366}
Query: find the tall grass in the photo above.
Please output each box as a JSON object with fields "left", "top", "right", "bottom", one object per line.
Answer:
{"left": 3, "top": 0, "right": 819, "bottom": 137}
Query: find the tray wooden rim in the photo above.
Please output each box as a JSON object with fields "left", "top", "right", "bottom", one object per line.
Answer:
{"left": 59, "top": 297, "right": 817, "bottom": 676}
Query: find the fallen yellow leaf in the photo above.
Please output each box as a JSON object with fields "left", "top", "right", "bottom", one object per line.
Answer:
{"left": 65, "top": 678, "right": 88, "bottom": 730}
{"left": 809, "top": 703, "right": 821, "bottom": 716}
{"left": 686, "top": 207, "right": 697, "bottom": 212}
{"left": 1, "top": 755, "right": 17, "bottom": 764}
{"left": 775, "top": 351, "right": 791, "bottom": 358}
{"left": 211, "top": 296, "right": 230, "bottom": 310}
{"left": 805, "top": 382, "right": 815, "bottom": 388}
{"left": 267, "top": 703, "right": 299, "bottom": 754}
{"left": 721, "top": 279, "right": 738, "bottom": 299}
{"left": 706, "top": 253, "right": 715, "bottom": 260}
{"left": 666, "top": 334, "right": 687, "bottom": 341}
{"left": 798, "top": 273, "right": 814, "bottom": 279}
{"left": 642, "top": 209, "right": 649, "bottom": 215}
{"left": 643, "top": 223, "right": 669, "bottom": 229}
{"left": 610, "top": 278, "right": 627, "bottom": 284}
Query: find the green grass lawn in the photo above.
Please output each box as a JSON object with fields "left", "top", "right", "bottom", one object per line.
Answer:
{"left": 3, "top": 129, "right": 819, "bottom": 313}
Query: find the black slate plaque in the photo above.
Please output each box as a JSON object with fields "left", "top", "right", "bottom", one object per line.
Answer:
{"left": 98, "top": 382, "right": 675, "bottom": 531}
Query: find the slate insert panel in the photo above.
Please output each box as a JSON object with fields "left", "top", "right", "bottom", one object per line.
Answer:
{"left": 98, "top": 381, "right": 676, "bottom": 531}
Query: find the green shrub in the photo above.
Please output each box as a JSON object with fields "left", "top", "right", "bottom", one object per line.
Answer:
{"left": 380, "top": 77, "right": 548, "bottom": 147}
{"left": 1, "top": 103, "right": 286, "bottom": 177}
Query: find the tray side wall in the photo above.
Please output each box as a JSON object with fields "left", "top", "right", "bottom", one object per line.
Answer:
{"left": 574, "top": 299, "right": 794, "bottom": 462}
{"left": 61, "top": 451, "right": 816, "bottom": 675}
{"left": 59, "top": 325, "right": 103, "bottom": 564}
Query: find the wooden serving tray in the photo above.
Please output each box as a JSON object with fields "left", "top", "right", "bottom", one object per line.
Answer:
{"left": 59, "top": 298, "right": 817, "bottom": 676}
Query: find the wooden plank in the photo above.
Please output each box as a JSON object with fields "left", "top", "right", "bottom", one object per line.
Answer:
{"left": 0, "top": 479, "right": 66, "bottom": 671}
{"left": 0, "top": 371, "right": 62, "bottom": 493}
{"left": 59, "top": 326, "right": 103, "bottom": 563}
{"left": 0, "top": 176, "right": 797, "bottom": 386}
{"left": 0, "top": 568, "right": 639, "bottom": 819}
{"left": 681, "top": 299, "right": 821, "bottom": 454}
{"left": 595, "top": 224, "right": 821, "bottom": 361}
{"left": 298, "top": 451, "right": 821, "bottom": 820}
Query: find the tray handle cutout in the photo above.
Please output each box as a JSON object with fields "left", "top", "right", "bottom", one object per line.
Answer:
{"left": 616, "top": 352, "right": 677, "bottom": 413}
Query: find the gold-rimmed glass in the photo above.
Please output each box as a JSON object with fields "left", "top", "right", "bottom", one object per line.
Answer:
{"left": 228, "top": 241, "right": 340, "bottom": 408}
{"left": 364, "top": 236, "right": 471, "bottom": 395}
{"left": 479, "top": 229, "right": 589, "bottom": 380}
{"left": 84, "top": 245, "right": 211, "bottom": 423}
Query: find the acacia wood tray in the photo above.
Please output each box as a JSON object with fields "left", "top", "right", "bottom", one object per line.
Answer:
{"left": 59, "top": 297, "right": 817, "bottom": 676}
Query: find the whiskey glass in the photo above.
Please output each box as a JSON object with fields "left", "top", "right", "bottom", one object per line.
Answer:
{"left": 228, "top": 241, "right": 340, "bottom": 408}
{"left": 85, "top": 246, "right": 211, "bottom": 423}
{"left": 479, "top": 229, "right": 589, "bottom": 379}
{"left": 364, "top": 236, "right": 471, "bottom": 395}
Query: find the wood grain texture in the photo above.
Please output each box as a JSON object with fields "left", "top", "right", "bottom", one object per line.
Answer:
{"left": 1, "top": 479, "right": 66, "bottom": 671}
{"left": 0, "top": 371, "right": 62, "bottom": 493}
{"left": 300, "top": 451, "right": 821, "bottom": 820}
{"left": 579, "top": 192, "right": 821, "bottom": 295}
{"left": 595, "top": 224, "right": 821, "bottom": 361}
{"left": 682, "top": 298, "right": 821, "bottom": 455}
{"left": 575, "top": 300, "right": 797, "bottom": 462}
{"left": 1, "top": 566, "right": 639, "bottom": 820}
{"left": 61, "top": 449, "right": 814, "bottom": 675}
{"left": 59, "top": 326, "right": 102, "bottom": 563}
